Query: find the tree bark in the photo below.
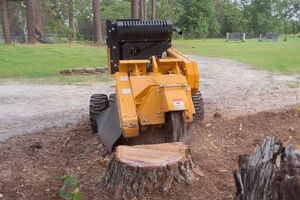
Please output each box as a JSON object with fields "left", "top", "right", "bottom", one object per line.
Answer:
{"left": 92, "top": 0, "right": 102, "bottom": 44}
{"left": 234, "top": 136, "right": 300, "bottom": 200}
{"left": 27, "top": 0, "right": 37, "bottom": 44}
{"left": 143, "top": 0, "right": 147, "bottom": 21}
{"left": 1, "top": 0, "right": 11, "bottom": 44}
{"left": 139, "top": 0, "right": 144, "bottom": 21}
{"left": 34, "top": 0, "right": 43, "bottom": 37}
{"left": 68, "top": 0, "right": 74, "bottom": 42}
{"left": 131, "top": 0, "right": 139, "bottom": 19}
{"left": 104, "top": 142, "right": 202, "bottom": 199}
{"left": 151, "top": 0, "right": 155, "bottom": 20}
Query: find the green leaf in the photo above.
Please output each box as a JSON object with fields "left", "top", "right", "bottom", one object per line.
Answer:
{"left": 59, "top": 174, "right": 82, "bottom": 200}
{"left": 60, "top": 174, "right": 71, "bottom": 179}
{"left": 72, "top": 188, "right": 82, "bottom": 200}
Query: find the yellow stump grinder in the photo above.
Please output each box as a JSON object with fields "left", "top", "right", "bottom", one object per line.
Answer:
{"left": 90, "top": 20, "right": 204, "bottom": 151}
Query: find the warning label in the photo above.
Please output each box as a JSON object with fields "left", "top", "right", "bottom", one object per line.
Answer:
{"left": 173, "top": 99, "right": 185, "bottom": 110}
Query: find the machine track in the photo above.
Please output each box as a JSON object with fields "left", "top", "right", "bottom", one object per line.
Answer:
{"left": 89, "top": 94, "right": 108, "bottom": 133}
{"left": 192, "top": 91, "right": 204, "bottom": 121}
{"left": 108, "top": 94, "right": 116, "bottom": 106}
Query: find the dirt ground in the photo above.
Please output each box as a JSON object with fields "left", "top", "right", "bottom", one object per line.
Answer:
{"left": 0, "top": 108, "right": 299, "bottom": 200}
{"left": 0, "top": 55, "right": 300, "bottom": 199}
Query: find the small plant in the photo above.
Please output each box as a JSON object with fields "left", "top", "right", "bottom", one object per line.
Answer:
{"left": 59, "top": 174, "right": 82, "bottom": 200}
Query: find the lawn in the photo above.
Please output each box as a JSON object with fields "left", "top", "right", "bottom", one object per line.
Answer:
{"left": 0, "top": 44, "right": 108, "bottom": 83}
{"left": 0, "top": 38, "right": 299, "bottom": 84}
{"left": 174, "top": 37, "right": 300, "bottom": 74}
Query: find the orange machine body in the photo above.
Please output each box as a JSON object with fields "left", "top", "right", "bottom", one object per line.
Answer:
{"left": 113, "top": 48, "right": 199, "bottom": 138}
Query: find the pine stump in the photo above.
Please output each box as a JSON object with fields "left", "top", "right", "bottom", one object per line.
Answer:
{"left": 234, "top": 136, "right": 300, "bottom": 200}
{"left": 104, "top": 142, "right": 198, "bottom": 199}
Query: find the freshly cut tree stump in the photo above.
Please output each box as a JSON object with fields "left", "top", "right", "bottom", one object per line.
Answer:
{"left": 104, "top": 142, "right": 197, "bottom": 199}
{"left": 234, "top": 136, "right": 300, "bottom": 200}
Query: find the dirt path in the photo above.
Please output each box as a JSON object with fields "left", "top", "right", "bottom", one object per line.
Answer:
{"left": 189, "top": 55, "right": 300, "bottom": 118}
{"left": 1, "top": 55, "right": 299, "bottom": 141}
{"left": 0, "top": 82, "right": 114, "bottom": 141}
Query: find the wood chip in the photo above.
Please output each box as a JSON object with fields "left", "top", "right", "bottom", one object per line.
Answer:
{"left": 192, "top": 168, "right": 205, "bottom": 177}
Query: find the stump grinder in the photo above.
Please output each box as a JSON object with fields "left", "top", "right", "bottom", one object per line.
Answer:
{"left": 90, "top": 20, "right": 204, "bottom": 151}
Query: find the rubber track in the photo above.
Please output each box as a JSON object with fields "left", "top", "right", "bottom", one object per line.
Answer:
{"left": 192, "top": 91, "right": 204, "bottom": 121}
{"left": 108, "top": 93, "right": 116, "bottom": 107}
{"left": 90, "top": 94, "right": 108, "bottom": 133}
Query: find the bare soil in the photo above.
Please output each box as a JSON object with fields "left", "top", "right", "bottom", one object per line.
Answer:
{"left": 0, "top": 108, "right": 299, "bottom": 200}
{"left": 0, "top": 55, "right": 300, "bottom": 199}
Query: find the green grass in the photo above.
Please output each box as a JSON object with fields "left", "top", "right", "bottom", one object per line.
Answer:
{"left": 1, "top": 38, "right": 299, "bottom": 85}
{"left": 288, "top": 83, "right": 300, "bottom": 88}
{"left": 0, "top": 44, "right": 108, "bottom": 83}
{"left": 174, "top": 37, "right": 300, "bottom": 74}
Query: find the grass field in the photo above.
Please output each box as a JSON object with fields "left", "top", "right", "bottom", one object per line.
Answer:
{"left": 0, "top": 44, "right": 108, "bottom": 83}
{"left": 174, "top": 37, "right": 300, "bottom": 74}
{"left": 0, "top": 38, "right": 299, "bottom": 84}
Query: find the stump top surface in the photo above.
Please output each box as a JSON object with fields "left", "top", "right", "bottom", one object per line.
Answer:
{"left": 115, "top": 142, "right": 188, "bottom": 167}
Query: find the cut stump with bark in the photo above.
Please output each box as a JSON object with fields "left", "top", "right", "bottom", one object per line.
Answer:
{"left": 234, "top": 136, "right": 300, "bottom": 200}
{"left": 104, "top": 142, "right": 199, "bottom": 199}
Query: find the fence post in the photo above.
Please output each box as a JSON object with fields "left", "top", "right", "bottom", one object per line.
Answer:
{"left": 242, "top": 33, "right": 245, "bottom": 42}
{"left": 226, "top": 32, "right": 229, "bottom": 42}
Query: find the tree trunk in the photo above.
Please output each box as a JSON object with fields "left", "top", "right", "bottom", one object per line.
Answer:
{"left": 131, "top": 0, "right": 139, "bottom": 19}
{"left": 143, "top": 0, "right": 147, "bottom": 21}
{"left": 27, "top": 0, "right": 37, "bottom": 44}
{"left": 68, "top": 0, "right": 74, "bottom": 42}
{"left": 34, "top": 0, "right": 43, "bottom": 37}
{"left": 104, "top": 142, "right": 202, "bottom": 199}
{"left": 92, "top": 0, "right": 102, "bottom": 44}
{"left": 1, "top": 0, "right": 11, "bottom": 44}
{"left": 139, "top": 0, "right": 144, "bottom": 21}
{"left": 234, "top": 136, "right": 300, "bottom": 200}
{"left": 151, "top": 0, "right": 155, "bottom": 20}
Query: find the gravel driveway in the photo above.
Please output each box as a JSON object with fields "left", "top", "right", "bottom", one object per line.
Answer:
{"left": 0, "top": 55, "right": 299, "bottom": 141}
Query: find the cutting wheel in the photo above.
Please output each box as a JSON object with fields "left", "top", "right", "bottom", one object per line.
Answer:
{"left": 166, "top": 111, "right": 187, "bottom": 142}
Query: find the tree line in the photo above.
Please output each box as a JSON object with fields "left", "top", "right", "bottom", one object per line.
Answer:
{"left": 1, "top": 0, "right": 299, "bottom": 44}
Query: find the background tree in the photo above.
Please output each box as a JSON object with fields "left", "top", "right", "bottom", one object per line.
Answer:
{"left": 26, "top": 0, "right": 44, "bottom": 44}
{"left": 74, "top": 0, "right": 93, "bottom": 36}
{"left": 176, "top": 0, "right": 220, "bottom": 38}
{"left": 27, "top": 0, "right": 37, "bottom": 44}
{"left": 155, "top": 0, "right": 180, "bottom": 23}
{"left": 92, "top": 0, "right": 102, "bottom": 43}
{"left": 214, "top": 0, "right": 245, "bottom": 35}
{"left": 131, "top": 0, "right": 139, "bottom": 19}
{"left": 35, "top": 0, "right": 43, "bottom": 36}
{"left": 152, "top": 0, "right": 155, "bottom": 20}
{"left": 68, "top": 0, "right": 74, "bottom": 42}
{"left": 1, "top": 0, "right": 11, "bottom": 44}
{"left": 143, "top": 0, "right": 147, "bottom": 20}
{"left": 139, "top": 0, "right": 147, "bottom": 20}
{"left": 101, "top": 0, "right": 131, "bottom": 21}
{"left": 276, "top": 0, "right": 300, "bottom": 40}
{"left": 8, "top": 1, "right": 26, "bottom": 34}
{"left": 42, "top": 0, "right": 69, "bottom": 34}
{"left": 139, "top": 0, "right": 144, "bottom": 20}
{"left": 1, "top": 0, "right": 300, "bottom": 43}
